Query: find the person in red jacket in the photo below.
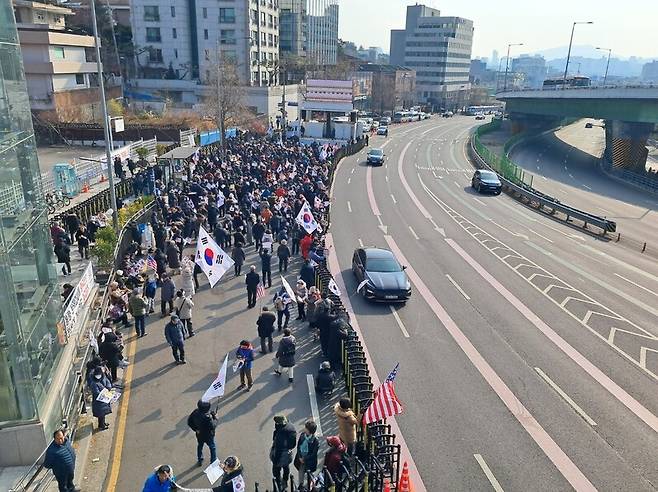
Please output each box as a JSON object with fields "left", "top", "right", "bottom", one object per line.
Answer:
{"left": 300, "top": 234, "right": 313, "bottom": 260}
{"left": 323, "top": 435, "right": 346, "bottom": 477}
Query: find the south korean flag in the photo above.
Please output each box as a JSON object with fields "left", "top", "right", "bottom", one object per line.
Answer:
{"left": 195, "top": 226, "right": 234, "bottom": 288}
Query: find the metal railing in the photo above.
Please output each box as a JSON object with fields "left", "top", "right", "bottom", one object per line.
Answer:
{"left": 601, "top": 160, "right": 658, "bottom": 193}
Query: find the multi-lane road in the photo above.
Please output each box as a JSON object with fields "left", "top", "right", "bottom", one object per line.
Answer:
{"left": 329, "top": 116, "right": 658, "bottom": 491}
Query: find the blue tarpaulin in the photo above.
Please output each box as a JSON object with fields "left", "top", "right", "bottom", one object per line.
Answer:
{"left": 199, "top": 128, "right": 238, "bottom": 146}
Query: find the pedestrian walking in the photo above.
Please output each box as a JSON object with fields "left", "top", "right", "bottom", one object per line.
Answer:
{"left": 142, "top": 465, "right": 174, "bottom": 492}
{"left": 90, "top": 367, "right": 112, "bottom": 430}
{"left": 160, "top": 275, "right": 176, "bottom": 317}
{"left": 231, "top": 242, "right": 246, "bottom": 276}
{"left": 64, "top": 212, "right": 80, "bottom": 245}
{"left": 43, "top": 429, "right": 79, "bottom": 492}
{"left": 144, "top": 275, "right": 157, "bottom": 314}
{"left": 295, "top": 280, "right": 308, "bottom": 321}
{"left": 180, "top": 257, "right": 196, "bottom": 297}
{"left": 257, "top": 306, "right": 276, "bottom": 353}
{"left": 75, "top": 226, "right": 90, "bottom": 259}
{"left": 187, "top": 400, "right": 218, "bottom": 466}
{"left": 273, "top": 288, "right": 291, "bottom": 331}
{"left": 245, "top": 265, "right": 260, "bottom": 308}
{"left": 274, "top": 328, "right": 296, "bottom": 383}
{"left": 235, "top": 340, "right": 254, "bottom": 391}
{"left": 211, "top": 456, "right": 244, "bottom": 492}
{"left": 294, "top": 420, "right": 319, "bottom": 490}
{"left": 128, "top": 288, "right": 148, "bottom": 337}
{"left": 164, "top": 315, "right": 186, "bottom": 364}
{"left": 260, "top": 248, "right": 272, "bottom": 288}
{"left": 165, "top": 240, "right": 181, "bottom": 275}
{"left": 270, "top": 415, "right": 297, "bottom": 489}
{"left": 277, "top": 239, "right": 291, "bottom": 273}
{"left": 252, "top": 219, "right": 265, "bottom": 249}
{"left": 54, "top": 242, "right": 72, "bottom": 276}
{"left": 334, "top": 398, "right": 358, "bottom": 455}
{"left": 292, "top": 225, "right": 303, "bottom": 256}
{"left": 173, "top": 289, "right": 195, "bottom": 337}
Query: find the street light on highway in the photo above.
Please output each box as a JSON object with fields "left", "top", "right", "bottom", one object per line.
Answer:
{"left": 596, "top": 47, "right": 612, "bottom": 86}
{"left": 503, "top": 43, "right": 524, "bottom": 92}
{"left": 562, "top": 21, "right": 593, "bottom": 88}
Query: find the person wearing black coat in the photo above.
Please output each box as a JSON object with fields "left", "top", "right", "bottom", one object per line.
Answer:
{"left": 43, "top": 429, "right": 78, "bottom": 492}
{"left": 277, "top": 240, "right": 291, "bottom": 273}
{"left": 299, "top": 260, "right": 315, "bottom": 290}
{"left": 259, "top": 248, "right": 272, "bottom": 288}
{"left": 154, "top": 248, "right": 167, "bottom": 277}
{"left": 271, "top": 415, "right": 297, "bottom": 488}
{"left": 327, "top": 316, "right": 349, "bottom": 368}
{"left": 211, "top": 456, "right": 244, "bottom": 492}
{"left": 187, "top": 400, "right": 218, "bottom": 466}
{"left": 245, "top": 265, "right": 260, "bottom": 308}
{"left": 252, "top": 220, "right": 265, "bottom": 249}
{"left": 54, "top": 242, "right": 72, "bottom": 275}
{"left": 64, "top": 212, "right": 80, "bottom": 245}
{"left": 99, "top": 332, "right": 122, "bottom": 382}
{"left": 315, "top": 361, "right": 335, "bottom": 395}
{"left": 257, "top": 306, "right": 276, "bottom": 353}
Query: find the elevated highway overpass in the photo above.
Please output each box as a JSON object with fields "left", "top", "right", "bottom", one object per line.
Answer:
{"left": 497, "top": 86, "right": 658, "bottom": 172}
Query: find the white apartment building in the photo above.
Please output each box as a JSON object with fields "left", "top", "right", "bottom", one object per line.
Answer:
{"left": 130, "top": 0, "right": 281, "bottom": 108}
{"left": 13, "top": 0, "right": 121, "bottom": 120}
{"left": 390, "top": 4, "right": 473, "bottom": 111}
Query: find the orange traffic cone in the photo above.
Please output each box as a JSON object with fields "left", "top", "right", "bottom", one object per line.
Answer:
{"left": 398, "top": 461, "right": 414, "bottom": 492}
{"left": 81, "top": 182, "right": 90, "bottom": 193}
{"left": 382, "top": 478, "right": 391, "bottom": 492}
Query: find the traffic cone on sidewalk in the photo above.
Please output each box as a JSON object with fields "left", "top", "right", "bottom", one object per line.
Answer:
{"left": 81, "top": 182, "right": 90, "bottom": 193}
{"left": 398, "top": 461, "right": 414, "bottom": 492}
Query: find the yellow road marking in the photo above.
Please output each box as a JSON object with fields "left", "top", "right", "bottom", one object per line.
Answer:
{"left": 104, "top": 332, "right": 138, "bottom": 491}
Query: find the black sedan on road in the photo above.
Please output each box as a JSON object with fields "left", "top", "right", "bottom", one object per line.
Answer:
{"left": 471, "top": 169, "right": 502, "bottom": 195}
{"left": 352, "top": 247, "right": 411, "bottom": 302}
{"left": 366, "top": 148, "right": 385, "bottom": 166}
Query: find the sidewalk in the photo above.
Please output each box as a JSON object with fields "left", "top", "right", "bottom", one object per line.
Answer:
{"left": 80, "top": 245, "right": 345, "bottom": 491}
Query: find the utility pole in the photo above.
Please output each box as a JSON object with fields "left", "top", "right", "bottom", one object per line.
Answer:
{"left": 90, "top": 0, "right": 118, "bottom": 231}
{"left": 563, "top": 21, "right": 593, "bottom": 88}
{"left": 280, "top": 66, "right": 287, "bottom": 138}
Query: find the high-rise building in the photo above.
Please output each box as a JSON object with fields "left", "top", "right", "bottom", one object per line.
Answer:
{"left": 0, "top": 0, "right": 65, "bottom": 464}
{"left": 511, "top": 55, "right": 547, "bottom": 89}
{"left": 641, "top": 60, "right": 658, "bottom": 83}
{"left": 491, "top": 49, "right": 499, "bottom": 70}
{"left": 389, "top": 4, "right": 473, "bottom": 110}
{"left": 130, "top": 0, "right": 280, "bottom": 105}
{"left": 279, "top": 0, "right": 338, "bottom": 65}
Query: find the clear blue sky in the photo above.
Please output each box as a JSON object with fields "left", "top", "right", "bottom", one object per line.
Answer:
{"left": 336, "top": 0, "right": 657, "bottom": 59}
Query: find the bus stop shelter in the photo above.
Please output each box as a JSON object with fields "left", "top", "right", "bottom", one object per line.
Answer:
{"left": 157, "top": 146, "right": 199, "bottom": 183}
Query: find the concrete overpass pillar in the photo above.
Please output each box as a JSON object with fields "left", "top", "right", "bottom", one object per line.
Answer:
{"left": 604, "top": 120, "right": 653, "bottom": 172}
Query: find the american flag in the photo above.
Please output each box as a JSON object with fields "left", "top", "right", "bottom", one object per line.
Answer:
{"left": 363, "top": 363, "right": 404, "bottom": 424}
{"left": 256, "top": 282, "right": 266, "bottom": 300}
{"left": 147, "top": 255, "right": 157, "bottom": 271}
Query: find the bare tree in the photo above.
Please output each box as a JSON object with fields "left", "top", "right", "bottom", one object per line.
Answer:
{"left": 203, "top": 55, "right": 246, "bottom": 157}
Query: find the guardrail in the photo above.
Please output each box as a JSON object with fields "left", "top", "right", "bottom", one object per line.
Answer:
{"left": 10, "top": 201, "right": 158, "bottom": 492}
{"left": 601, "top": 160, "right": 658, "bottom": 193}
{"left": 469, "top": 136, "right": 616, "bottom": 234}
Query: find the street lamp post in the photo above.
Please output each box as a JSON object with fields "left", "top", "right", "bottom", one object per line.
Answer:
{"left": 89, "top": 0, "right": 118, "bottom": 231}
{"left": 503, "top": 43, "right": 523, "bottom": 91}
{"left": 562, "top": 21, "right": 593, "bottom": 87}
{"left": 596, "top": 47, "right": 612, "bottom": 86}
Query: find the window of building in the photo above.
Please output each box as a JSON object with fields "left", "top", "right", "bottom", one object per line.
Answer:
{"left": 273, "top": 34, "right": 278, "bottom": 46}
{"left": 222, "top": 50, "right": 237, "bottom": 61}
{"left": 75, "top": 73, "right": 85, "bottom": 85}
{"left": 174, "top": 48, "right": 178, "bottom": 59}
{"left": 146, "top": 27, "right": 161, "bottom": 42}
{"left": 268, "top": 13, "right": 273, "bottom": 26}
{"left": 143, "top": 6, "right": 159, "bottom": 21}
{"left": 261, "top": 51, "right": 267, "bottom": 62}
{"left": 204, "top": 29, "right": 209, "bottom": 40}
{"left": 53, "top": 46, "right": 65, "bottom": 59}
{"left": 251, "top": 30, "right": 258, "bottom": 44}
{"left": 267, "top": 33, "right": 273, "bottom": 46}
{"left": 149, "top": 48, "right": 163, "bottom": 62}
{"left": 260, "top": 12, "right": 266, "bottom": 25}
{"left": 261, "top": 32, "right": 266, "bottom": 44}
{"left": 205, "top": 49, "right": 210, "bottom": 61}
{"left": 268, "top": 52, "right": 273, "bottom": 61}
{"left": 202, "top": 7, "right": 207, "bottom": 18}
{"left": 170, "top": 6, "right": 175, "bottom": 17}
{"left": 172, "top": 27, "right": 177, "bottom": 39}
{"left": 220, "top": 29, "right": 235, "bottom": 45}
{"left": 251, "top": 9, "right": 258, "bottom": 22}
{"left": 219, "top": 8, "right": 235, "bottom": 23}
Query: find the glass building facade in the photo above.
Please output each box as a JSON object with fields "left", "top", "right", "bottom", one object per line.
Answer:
{"left": 0, "top": 0, "right": 63, "bottom": 428}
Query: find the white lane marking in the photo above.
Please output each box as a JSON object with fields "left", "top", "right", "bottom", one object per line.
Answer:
{"left": 523, "top": 226, "right": 554, "bottom": 244}
{"left": 580, "top": 244, "right": 658, "bottom": 285}
{"left": 306, "top": 375, "right": 324, "bottom": 436}
{"left": 386, "top": 176, "right": 389, "bottom": 183}
{"left": 614, "top": 273, "right": 658, "bottom": 298}
{"left": 582, "top": 184, "right": 592, "bottom": 191}
{"left": 528, "top": 242, "right": 658, "bottom": 319}
{"left": 446, "top": 274, "right": 470, "bottom": 300}
{"left": 597, "top": 206, "right": 610, "bottom": 214}
{"left": 429, "top": 218, "right": 446, "bottom": 237}
{"left": 474, "top": 454, "right": 505, "bottom": 492}
{"left": 437, "top": 174, "right": 444, "bottom": 179}
{"left": 432, "top": 170, "right": 438, "bottom": 178}
{"left": 542, "top": 176, "right": 548, "bottom": 181}
{"left": 391, "top": 194, "right": 397, "bottom": 204}
{"left": 358, "top": 238, "right": 364, "bottom": 248}
{"left": 534, "top": 367, "right": 597, "bottom": 426}
{"left": 385, "top": 236, "right": 596, "bottom": 491}
{"left": 389, "top": 305, "right": 410, "bottom": 338}
{"left": 347, "top": 201, "right": 352, "bottom": 213}
{"left": 408, "top": 226, "right": 420, "bottom": 240}
{"left": 351, "top": 168, "right": 355, "bottom": 174}
{"left": 454, "top": 180, "right": 461, "bottom": 188}
{"left": 473, "top": 197, "right": 487, "bottom": 207}
{"left": 347, "top": 177, "right": 351, "bottom": 184}
{"left": 568, "top": 174, "right": 574, "bottom": 179}
{"left": 489, "top": 219, "right": 528, "bottom": 239}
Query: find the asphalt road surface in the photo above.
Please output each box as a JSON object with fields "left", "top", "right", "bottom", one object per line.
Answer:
{"left": 329, "top": 116, "right": 658, "bottom": 491}
{"left": 510, "top": 121, "right": 658, "bottom": 251}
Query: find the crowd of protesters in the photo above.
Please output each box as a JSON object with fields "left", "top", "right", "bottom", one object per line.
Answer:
{"left": 46, "top": 131, "right": 367, "bottom": 492}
